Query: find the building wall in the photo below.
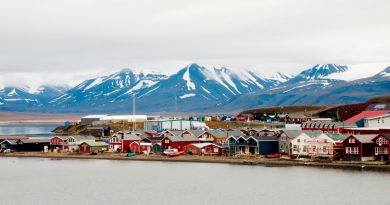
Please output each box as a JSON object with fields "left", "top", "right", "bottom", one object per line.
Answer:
{"left": 365, "top": 115, "right": 390, "bottom": 127}
{"left": 258, "top": 141, "right": 278, "bottom": 155}
{"left": 184, "top": 145, "right": 222, "bottom": 156}
{"left": 307, "top": 134, "right": 335, "bottom": 158}
{"left": 290, "top": 134, "right": 312, "bottom": 156}
{"left": 278, "top": 134, "right": 291, "bottom": 154}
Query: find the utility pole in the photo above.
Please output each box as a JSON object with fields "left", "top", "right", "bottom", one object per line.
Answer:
{"left": 132, "top": 93, "right": 136, "bottom": 131}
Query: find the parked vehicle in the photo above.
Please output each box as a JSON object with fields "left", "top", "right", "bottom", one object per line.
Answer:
{"left": 163, "top": 148, "right": 184, "bottom": 157}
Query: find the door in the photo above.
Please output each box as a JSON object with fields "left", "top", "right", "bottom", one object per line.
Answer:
{"left": 79, "top": 146, "right": 84, "bottom": 152}
{"left": 153, "top": 144, "right": 161, "bottom": 153}
{"left": 86, "top": 146, "right": 90, "bottom": 153}
{"left": 130, "top": 143, "right": 139, "bottom": 153}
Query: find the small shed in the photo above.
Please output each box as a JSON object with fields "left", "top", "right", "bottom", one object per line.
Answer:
{"left": 79, "top": 141, "right": 108, "bottom": 153}
{"left": 184, "top": 143, "right": 223, "bottom": 156}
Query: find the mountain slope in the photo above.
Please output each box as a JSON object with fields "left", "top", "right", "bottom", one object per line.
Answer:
{"left": 130, "top": 64, "right": 284, "bottom": 112}
{"left": 48, "top": 68, "right": 168, "bottom": 111}
{"left": 0, "top": 64, "right": 388, "bottom": 114}
{"left": 0, "top": 85, "right": 68, "bottom": 111}
{"left": 221, "top": 65, "right": 390, "bottom": 112}
{"left": 47, "top": 64, "right": 284, "bottom": 113}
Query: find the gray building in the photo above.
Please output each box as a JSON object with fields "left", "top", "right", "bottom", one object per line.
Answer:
{"left": 144, "top": 120, "right": 208, "bottom": 131}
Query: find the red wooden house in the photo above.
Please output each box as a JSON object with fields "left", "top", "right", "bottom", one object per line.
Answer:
{"left": 342, "top": 134, "right": 376, "bottom": 161}
{"left": 161, "top": 130, "right": 199, "bottom": 151}
{"left": 109, "top": 132, "right": 142, "bottom": 153}
{"left": 372, "top": 133, "right": 390, "bottom": 161}
{"left": 49, "top": 136, "right": 68, "bottom": 150}
{"left": 141, "top": 136, "right": 164, "bottom": 153}
{"left": 183, "top": 143, "right": 224, "bottom": 156}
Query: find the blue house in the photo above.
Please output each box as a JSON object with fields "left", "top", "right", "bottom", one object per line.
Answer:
{"left": 227, "top": 134, "right": 279, "bottom": 155}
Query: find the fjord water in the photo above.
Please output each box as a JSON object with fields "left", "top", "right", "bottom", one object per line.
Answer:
{"left": 0, "top": 123, "right": 60, "bottom": 136}
{"left": 1, "top": 157, "right": 389, "bottom": 205}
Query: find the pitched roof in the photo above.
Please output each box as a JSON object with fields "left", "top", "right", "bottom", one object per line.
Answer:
{"left": 80, "top": 141, "right": 108, "bottom": 146}
{"left": 365, "top": 113, "right": 390, "bottom": 120}
{"left": 320, "top": 133, "right": 349, "bottom": 141}
{"left": 376, "top": 133, "right": 390, "bottom": 141}
{"left": 350, "top": 134, "right": 377, "bottom": 143}
{"left": 0, "top": 136, "right": 29, "bottom": 140}
{"left": 52, "top": 136, "right": 70, "bottom": 140}
{"left": 253, "top": 135, "right": 278, "bottom": 141}
{"left": 122, "top": 133, "right": 141, "bottom": 141}
{"left": 131, "top": 130, "right": 159, "bottom": 138}
{"left": 68, "top": 135, "right": 95, "bottom": 141}
{"left": 187, "top": 143, "right": 222, "bottom": 149}
{"left": 207, "top": 130, "right": 229, "bottom": 138}
{"left": 19, "top": 138, "right": 50, "bottom": 144}
{"left": 345, "top": 111, "right": 389, "bottom": 123}
{"left": 302, "top": 130, "right": 323, "bottom": 137}
{"left": 143, "top": 136, "right": 165, "bottom": 142}
{"left": 0, "top": 139, "right": 18, "bottom": 145}
{"left": 280, "top": 130, "right": 303, "bottom": 139}
{"left": 187, "top": 130, "right": 206, "bottom": 137}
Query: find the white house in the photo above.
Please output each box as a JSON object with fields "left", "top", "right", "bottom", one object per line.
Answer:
{"left": 290, "top": 133, "right": 312, "bottom": 157}
{"left": 64, "top": 135, "right": 96, "bottom": 151}
{"left": 364, "top": 114, "right": 390, "bottom": 127}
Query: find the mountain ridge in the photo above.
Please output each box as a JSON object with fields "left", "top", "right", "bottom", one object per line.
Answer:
{"left": 0, "top": 63, "right": 389, "bottom": 113}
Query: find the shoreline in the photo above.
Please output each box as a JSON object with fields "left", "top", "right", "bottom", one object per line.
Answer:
{"left": 2, "top": 152, "right": 390, "bottom": 172}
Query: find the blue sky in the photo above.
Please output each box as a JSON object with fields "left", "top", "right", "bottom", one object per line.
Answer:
{"left": 0, "top": 0, "right": 389, "bottom": 88}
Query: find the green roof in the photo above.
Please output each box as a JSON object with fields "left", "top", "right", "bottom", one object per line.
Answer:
{"left": 324, "top": 133, "right": 349, "bottom": 141}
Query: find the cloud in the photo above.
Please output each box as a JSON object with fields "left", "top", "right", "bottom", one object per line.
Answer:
{"left": 0, "top": 0, "right": 389, "bottom": 86}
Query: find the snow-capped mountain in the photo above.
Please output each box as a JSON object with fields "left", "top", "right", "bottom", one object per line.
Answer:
{"left": 269, "top": 64, "right": 350, "bottom": 94}
{"left": 0, "top": 85, "right": 68, "bottom": 111}
{"left": 46, "top": 64, "right": 283, "bottom": 113}
{"left": 48, "top": 68, "right": 168, "bottom": 110}
{"left": 222, "top": 65, "right": 390, "bottom": 111}
{"left": 1, "top": 63, "right": 389, "bottom": 113}
{"left": 128, "top": 63, "right": 283, "bottom": 112}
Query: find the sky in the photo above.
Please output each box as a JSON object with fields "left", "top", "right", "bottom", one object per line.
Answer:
{"left": 0, "top": 0, "right": 390, "bottom": 89}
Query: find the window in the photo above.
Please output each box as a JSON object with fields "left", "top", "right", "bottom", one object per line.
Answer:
{"left": 293, "top": 145, "right": 299, "bottom": 152}
{"left": 303, "top": 146, "right": 307, "bottom": 152}
{"left": 297, "top": 139, "right": 301, "bottom": 143}
{"left": 323, "top": 146, "right": 328, "bottom": 152}
{"left": 376, "top": 137, "right": 388, "bottom": 145}
{"left": 348, "top": 138, "right": 356, "bottom": 144}
{"left": 213, "top": 147, "right": 219, "bottom": 153}
{"left": 346, "top": 147, "right": 359, "bottom": 154}
{"left": 164, "top": 139, "right": 170, "bottom": 143}
{"left": 312, "top": 146, "right": 316, "bottom": 152}
{"left": 375, "top": 147, "right": 389, "bottom": 155}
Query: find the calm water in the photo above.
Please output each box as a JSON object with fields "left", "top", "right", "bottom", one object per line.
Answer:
{"left": 0, "top": 157, "right": 389, "bottom": 205}
{"left": 0, "top": 123, "right": 60, "bottom": 136}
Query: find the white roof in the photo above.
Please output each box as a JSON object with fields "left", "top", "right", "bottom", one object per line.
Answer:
{"left": 189, "top": 143, "right": 222, "bottom": 149}
{"left": 101, "top": 115, "right": 148, "bottom": 120}
{"left": 82, "top": 115, "right": 108, "bottom": 119}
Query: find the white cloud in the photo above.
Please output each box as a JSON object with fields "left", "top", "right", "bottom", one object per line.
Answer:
{"left": 0, "top": 0, "right": 389, "bottom": 87}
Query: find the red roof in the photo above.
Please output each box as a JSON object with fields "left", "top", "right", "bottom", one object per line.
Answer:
{"left": 345, "top": 111, "right": 390, "bottom": 123}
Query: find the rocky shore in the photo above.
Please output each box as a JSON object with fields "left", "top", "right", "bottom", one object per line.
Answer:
{"left": 2, "top": 152, "right": 390, "bottom": 172}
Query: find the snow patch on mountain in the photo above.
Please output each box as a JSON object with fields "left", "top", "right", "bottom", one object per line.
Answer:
{"left": 179, "top": 93, "right": 196, "bottom": 99}
{"left": 183, "top": 66, "right": 196, "bottom": 91}
{"left": 84, "top": 77, "right": 104, "bottom": 91}
{"left": 328, "top": 63, "right": 388, "bottom": 81}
